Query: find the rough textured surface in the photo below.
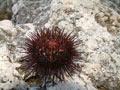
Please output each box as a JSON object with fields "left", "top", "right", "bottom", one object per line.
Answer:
{"left": 0, "top": 0, "right": 120, "bottom": 90}
{"left": 12, "top": 0, "right": 52, "bottom": 26}
{"left": 0, "top": 0, "right": 18, "bottom": 20}
{"left": 105, "top": 0, "right": 120, "bottom": 6}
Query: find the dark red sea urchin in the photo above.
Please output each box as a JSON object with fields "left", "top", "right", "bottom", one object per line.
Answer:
{"left": 21, "top": 27, "right": 80, "bottom": 84}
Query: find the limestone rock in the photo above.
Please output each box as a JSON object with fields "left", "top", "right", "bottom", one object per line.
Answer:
{"left": 0, "top": 0, "right": 120, "bottom": 90}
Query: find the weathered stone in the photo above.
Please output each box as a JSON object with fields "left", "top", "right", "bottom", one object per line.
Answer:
{"left": 0, "top": 0, "right": 120, "bottom": 90}
{"left": 117, "top": 16, "right": 120, "bottom": 23}
{"left": 0, "top": 0, "right": 17, "bottom": 20}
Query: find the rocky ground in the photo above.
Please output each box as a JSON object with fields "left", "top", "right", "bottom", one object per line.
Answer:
{"left": 0, "top": 0, "right": 120, "bottom": 90}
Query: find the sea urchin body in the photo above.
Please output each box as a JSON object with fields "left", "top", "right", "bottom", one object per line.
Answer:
{"left": 21, "top": 27, "right": 80, "bottom": 84}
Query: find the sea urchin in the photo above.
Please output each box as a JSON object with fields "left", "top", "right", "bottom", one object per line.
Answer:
{"left": 21, "top": 27, "right": 80, "bottom": 85}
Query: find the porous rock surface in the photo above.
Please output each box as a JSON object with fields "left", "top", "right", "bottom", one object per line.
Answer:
{"left": 0, "top": 0, "right": 120, "bottom": 90}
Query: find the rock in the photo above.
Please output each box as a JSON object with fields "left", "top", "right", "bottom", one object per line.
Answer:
{"left": 110, "top": 15, "right": 116, "bottom": 20}
{"left": 0, "top": 44, "right": 18, "bottom": 89}
{"left": 44, "top": 1, "right": 120, "bottom": 90}
{"left": 107, "top": 26, "right": 118, "bottom": 35}
{"left": 109, "top": 0, "right": 120, "bottom": 6}
{"left": 102, "top": 16, "right": 109, "bottom": 22}
{"left": 0, "top": 20, "right": 17, "bottom": 42}
{"left": 0, "top": 20, "right": 14, "bottom": 31}
{"left": 99, "top": 12, "right": 104, "bottom": 17}
{"left": 0, "top": 0, "right": 17, "bottom": 20}
{"left": 116, "top": 23, "right": 120, "bottom": 27}
{"left": 86, "top": 39, "right": 98, "bottom": 52}
{"left": 0, "top": 44, "right": 10, "bottom": 61}
{"left": 57, "top": 0, "right": 80, "bottom": 5}
{"left": 1, "top": 76, "right": 9, "bottom": 83}
{"left": 0, "top": 0, "right": 120, "bottom": 90}
{"left": 58, "top": 21, "right": 69, "bottom": 28}
{"left": 0, "top": 20, "right": 29, "bottom": 90}
{"left": 12, "top": 0, "right": 52, "bottom": 26}
{"left": 117, "top": 16, "right": 120, "bottom": 23}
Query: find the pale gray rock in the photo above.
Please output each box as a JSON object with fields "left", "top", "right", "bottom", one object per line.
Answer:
{"left": 106, "top": 0, "right": 120, "bottom": 6}
{"left": 44, "top": 0, "right": 120, "bottom": 90}
{"left": 0, "top": 0, "right": 18, "bottom": 20}
{"left": 12, "top": 0, "right": 52, "bottom": 26}
{"left": 0, "top": 0, "right": 120, "bottom": 90}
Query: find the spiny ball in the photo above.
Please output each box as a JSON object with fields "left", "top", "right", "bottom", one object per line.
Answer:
{"left": 21, "top": 27, "right": 80, "bottom": 82}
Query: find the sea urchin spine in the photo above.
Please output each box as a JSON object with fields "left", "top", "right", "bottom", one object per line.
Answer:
{"left": 21, "top": 27, "right": 80, "bottom": 84}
